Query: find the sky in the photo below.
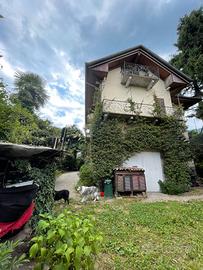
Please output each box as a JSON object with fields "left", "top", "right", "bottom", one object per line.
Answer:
{"left": 0, "top": 0, "right": 202, "bottom": 131}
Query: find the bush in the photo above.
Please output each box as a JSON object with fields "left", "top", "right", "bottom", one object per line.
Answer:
{"left": 159, "top": 180, "right": 190, "bottom": 195}
{"left": 0, "top": 241, "right": 28, "bottom": 270}
{"left": 79, "top": 163, "right": 96, "bottom": 186}
{"left": 29, "top": 210, "right": 103, "bottom": 270}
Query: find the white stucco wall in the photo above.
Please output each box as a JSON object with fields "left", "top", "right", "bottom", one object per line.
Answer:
{"left": 123, "top": 151, "right": 165, "bottom": 192}
{"left": 101, "top": 67, "right": 173, "bottom": 117}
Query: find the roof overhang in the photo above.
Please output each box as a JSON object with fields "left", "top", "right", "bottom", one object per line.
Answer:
{"left": 85, "top": 45, "right": 193, "bottom": 122}
{"left": 172, "top": 96, "right": 202, "bottom": 110}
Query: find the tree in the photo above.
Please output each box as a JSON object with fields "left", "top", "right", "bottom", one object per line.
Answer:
{"left": 0, "top": 82, "right": 12, "bottom": 140}
{"left": 170, "top": 7, "right": 203, "bottom": 97}
{"left": 189, "top": 130, "right": 203, "bottom": 178}
{"left": 60, "top": 125, "right": 85, "bottom": 170}
{"left": 32, "top": 117, "right": 61, "bottom": 147}
{"left": 196, "top": 101, "right": 203, "bottom": 120}
{"left": 0, "top": 82, "right": 37, "bottom": 143}
{"left": 13, "top": 72, "right": 48, "bottom": 112}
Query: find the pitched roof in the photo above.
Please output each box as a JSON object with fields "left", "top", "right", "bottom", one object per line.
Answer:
{"left": 86, "top": 44, "right": 192, "bottom": 83}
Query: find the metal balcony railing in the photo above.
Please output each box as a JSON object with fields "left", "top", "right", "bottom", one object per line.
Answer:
{"left": 103, "top": 99, "right": 175, "bottom": 117}
{"left": 121, "top": 62, "right": 160, "bottom": 78}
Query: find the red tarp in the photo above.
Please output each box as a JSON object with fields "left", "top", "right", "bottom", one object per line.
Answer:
{"left": 0, "top": 202, "right": 34, "bottom": 238}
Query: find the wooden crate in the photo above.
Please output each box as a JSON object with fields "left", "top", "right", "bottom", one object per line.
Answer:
{"left": 115, "top": 169, "right": 146, "bottom": 195}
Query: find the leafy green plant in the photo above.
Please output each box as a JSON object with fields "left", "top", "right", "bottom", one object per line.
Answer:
{"left": 0, "top": 241, "right": 28, "bottom": 270}
{"left": 126, "top": 98, "right": 142, "bottom": 115}
{"left": 79, "top": 163, "right": 96, "bottom": 186}
{"left": 29, "top": 164, "right": 56, "bottom": 228}
{"left": 29, "top": 210, "right": 103, "bottom": 270}
{"left": 158, "top": 179, "right": 190, "bottom": 195}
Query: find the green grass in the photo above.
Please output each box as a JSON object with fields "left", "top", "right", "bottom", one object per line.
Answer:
{"left": 55, "top": 199, "right": 203, "bottom": 270}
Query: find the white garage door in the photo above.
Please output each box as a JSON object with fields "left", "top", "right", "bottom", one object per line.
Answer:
{"left": 123, "top": 151, "right": 164, "bottom": 192}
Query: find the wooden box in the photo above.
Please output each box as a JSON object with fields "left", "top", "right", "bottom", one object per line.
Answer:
{"left": 115, "top": 167, "right": 146, "bottom": 195}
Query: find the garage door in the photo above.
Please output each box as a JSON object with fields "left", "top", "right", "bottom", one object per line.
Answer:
{"left": 123, "top": 151, "right": 164, "bottom": 192}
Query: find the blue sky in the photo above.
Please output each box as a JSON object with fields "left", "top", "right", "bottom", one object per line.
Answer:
{"left": 0, "top": 0, "right": 202, "bottom": 130}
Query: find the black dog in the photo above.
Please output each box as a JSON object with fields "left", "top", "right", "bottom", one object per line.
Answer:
{"left": 54, "top": 190, "right": 69, "bottom": 204}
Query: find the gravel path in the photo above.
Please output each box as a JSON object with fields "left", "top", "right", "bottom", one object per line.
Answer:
{"left": 144, "top": 192, "right": 203, "bottom": 202}
{"left": 55, "top": 171, "right": 79, "bottom": 199}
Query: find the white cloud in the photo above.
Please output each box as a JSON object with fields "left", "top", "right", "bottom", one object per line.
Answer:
{"left": 39, "top": 63, "right": 85, "bottom": 130}
{"left": 0, "top": 57, "right": 16, "bottom": 78}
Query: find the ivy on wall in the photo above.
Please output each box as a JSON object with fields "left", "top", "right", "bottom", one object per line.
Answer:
{"left": 13, "top": 159, "right": 56, "bottom": 227}
{"left": 88, "top": 101, "right": 192, "bottom": 195}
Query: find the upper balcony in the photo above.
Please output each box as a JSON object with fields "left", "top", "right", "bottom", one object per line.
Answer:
{"left": 103, "top": 99, "right": 176, "bottom": 118}
{"left": 121, "top": 62, "right": 160, "bottom": 90}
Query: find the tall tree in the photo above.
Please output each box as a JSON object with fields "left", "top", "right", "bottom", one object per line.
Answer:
{"left": 0, "top": 82, "right": 37, "bottom": 143}
{"left": 14, "top": 72, "right": 48, "bottom": 112}
{"left": 170, "top": 7, "right": 203, "bottom": 97}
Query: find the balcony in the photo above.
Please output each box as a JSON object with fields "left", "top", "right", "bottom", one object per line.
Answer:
{"left": 121, "top": 62, "right": 160, "bottom": 90}
{"left": 103, "top": 99, "right": 175, "bottom": 118}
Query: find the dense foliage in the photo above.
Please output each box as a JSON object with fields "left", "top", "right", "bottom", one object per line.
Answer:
{"left": 79, "top": 163, "right": 95, "bottom": 186}
{"left": 29, "top": 210, "right": 102, "bottom": 270}
{"left": 170, "top": 7, "right": 203, "bottom": 97}
{"left": 0, "top": 83, "right": 36, "bottom": 143}
{"left": 13, "top": 72, "right": 48, "bottom": 112}
{"left": 29, "top": 164, "right": 56, "bottom": 215}
{"left": 0, "top": 241, "right": 27, "bottom": 270}
{"left": 12, "top": 160, "right": 57, "bottom": 227}
{"left": 0, "top": 81, "right": 60, "bottom": 146}
{"left": 88, "top": 101, "right": 191, "bottom": 194}
{"left": 189, "top": 130, "right": 203, "bottom": 178}
{"left": 60, "top": 125, "right": 85, "bottom": 171}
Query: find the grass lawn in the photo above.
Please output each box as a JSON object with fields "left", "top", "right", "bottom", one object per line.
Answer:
{"left": 55, "top": 199, "right": 203, "bottom": 270}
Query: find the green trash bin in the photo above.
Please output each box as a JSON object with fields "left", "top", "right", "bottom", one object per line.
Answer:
{"left": 104, "top": 179, "right": 113, "bottom": 199}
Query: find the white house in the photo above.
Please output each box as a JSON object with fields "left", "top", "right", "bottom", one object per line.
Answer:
{"left": 85, "top": 45, "right": 200, "bottom": 192}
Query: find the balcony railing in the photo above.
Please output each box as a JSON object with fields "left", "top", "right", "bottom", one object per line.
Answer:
{"left": 103, "top": 99, "right": 175, "bottom": 117}
{"left": 121, "top": 62, "right": 160, "bottom": 89}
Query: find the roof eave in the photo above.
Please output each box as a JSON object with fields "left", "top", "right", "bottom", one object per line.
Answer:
{"left": 86, "top": 45, "right": 192, "bottom": 83}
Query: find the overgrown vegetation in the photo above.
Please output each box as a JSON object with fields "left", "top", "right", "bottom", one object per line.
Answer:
{"left": 0, "top": 241, "right": 28, "bottom": 270}
{"left": 79, "top": 163, "right": 96, "bottom": 186}
{"left": 13, "top": 159, "right": 57, "bottom": 227}
{"left": 170, "top": 7, "right": 203, "bottom": 98}
{"left": 29, "top": 164, "right": 56, "bottom": 215}
{"left": 86, "top": 100, "right": 191, "bottom": 194}
{"left": 29, "top": 209, "right": 102, "bottom": 270}
{"left": 59, "top": 125, "right": 85, "bottom": 171}
{"left": 189, "top": 130, "right": 203, "bottom": 179}
{"left": 0, "top": 80, "right": 60, "bottom": 146}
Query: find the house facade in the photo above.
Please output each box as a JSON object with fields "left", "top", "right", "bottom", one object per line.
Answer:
{"left": 85, "top": 45, "right": 200, "bottom": 192}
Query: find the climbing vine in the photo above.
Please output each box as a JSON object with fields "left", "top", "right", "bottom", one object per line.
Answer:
{"left": 87, "top": 101, "right": 192, "bottom": 195}
{"left": 13, "top": 159, "right": 57, "bottom": 227}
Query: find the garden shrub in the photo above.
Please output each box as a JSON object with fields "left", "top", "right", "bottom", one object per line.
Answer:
{"left": 158, "top": 180, "right": 190, "bottom": 195}
{"left": 0, "top": 241, "right": 28, "bottom": 270}
{"left": 79, "top": 163, "right": 96, "bottom": 186}
{"left": 29, "top": 210, "right": 103, "bottom": 270}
